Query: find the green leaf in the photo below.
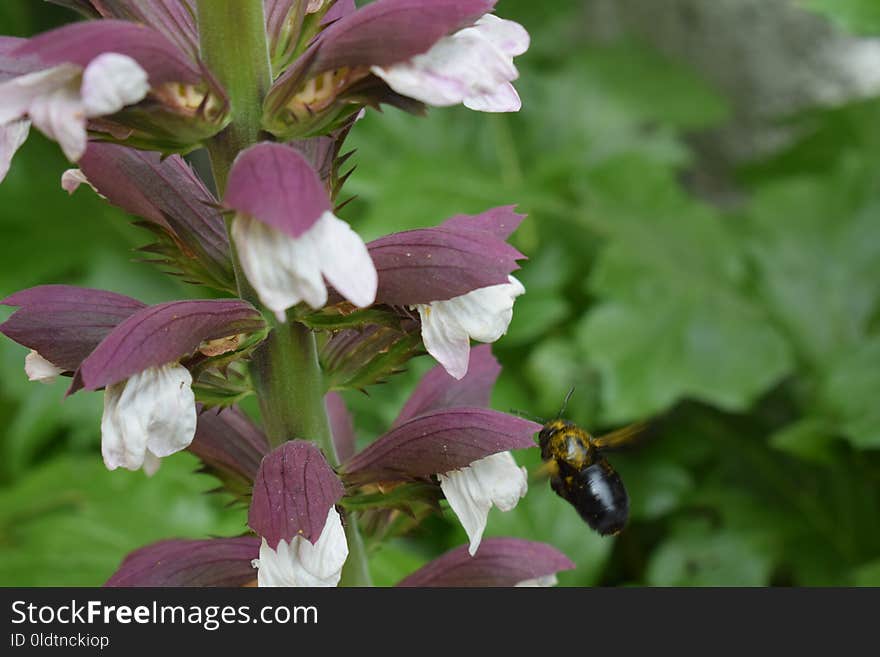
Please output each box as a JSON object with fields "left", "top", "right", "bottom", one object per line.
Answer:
{"left": 646, "top": 519, "right": 777, "bottom": 586}
{"left": 744, "top": 164, "right": 880, "bottom": 369}
{"left": 576, "top": 157, "right": 792, "bottom": 422}
{"left": 769, "top": 418, "right": 840, "bottom": 464}
{"left": 852, "top": 558, "right": 880, "bottom": 586}
{"left": 0, "top": 454, "right": 248, "bottom": 586}
{"left": 617, "top": 458, "right": 694, "bottom": 521}
{"left": 820, "top": 337, "right": 880, "bottom": 449}
{"left": 369, "top": 540, "right": 430, "bottom": 588}
{"left": 799, "top": 0, "right": 880, "bottom": 35}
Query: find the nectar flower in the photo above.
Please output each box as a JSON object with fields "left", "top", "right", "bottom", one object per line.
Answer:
{"left": 225, "top": 143, "right": 376, "bottom": 320}
{"left": 438, "top": 450, "right": 527, "bottom": 555}
{"left": 101, "top": 363, "right": 197, "bottom": 475}
{"left": 371, "top": 14, "right": 529, "bottom": 112}
{"left": 0, "top": 52, "right": 148, "bottom": 169}
{"left": 416, "top": 275, "right": 525, "bottom": 380}
{"left": 252, "top": 508, "right": 348, "bottom": 587}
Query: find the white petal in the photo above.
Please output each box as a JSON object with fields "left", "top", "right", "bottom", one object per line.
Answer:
{"left": 306, "top": 0, "right": 326, "bottom": 12}
{"left": 464, "top": 81, "right": 521, "bottom": 112}
{"left": 142, "top": 450, "right": 161, "bottom": 477}
{"left": 417, "top": 275, "right": 525, "bottom": 379}
{"left": 0, "top": 118, "right": 30, "bottom": 183}
{"left": 80, "top": 53, "right": 149, "bottom": 117}
{"left": 474, "top": 14, "right": 531, "bottom": 57}
{"left": 0, "top": 64, "right": 81, "bottom": 125}
{"left": 100, "top": 363, "right": 196, "bottom": 472}
{"left": 61, "top": 168, "right": 95, "bottom": 194}
{"left": 232, "top": 215, "right": 326, "bottom": 320}
{"left": 232, "top": 212, "right": 376, "bottom": 320}
{"left": 27, "top": 84, "right": 87, "bottom": 161}
{"left": 309, "top": 211, "right": 377, "bottom": 308}
{"left": 516, "top": 574, "right": 558, "bottom": 587}
{"left": 371, "top": 13, "right": 528, "bottom": 113}
{"left": 24, "top": 350, "right": 64, "bottom": 384}
{"left": 439, "top": 451, "right": 528, "bottom": 556}
{"left": 253, "top": 507, "right": 348, "bottom": 587}
{"left": 416, "top": 303, "right": 471, "bottom": 380}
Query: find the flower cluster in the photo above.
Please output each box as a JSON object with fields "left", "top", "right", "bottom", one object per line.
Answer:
{"left": 0, "top": 0, "right": 574, "bottom": 587}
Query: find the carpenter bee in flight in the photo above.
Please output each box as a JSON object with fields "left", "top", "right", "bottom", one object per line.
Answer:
{"left": 536, "top": 391, "right": 647, "bottom": 536}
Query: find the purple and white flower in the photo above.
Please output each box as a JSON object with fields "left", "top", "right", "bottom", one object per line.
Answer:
{"left": 371, "top": 14, "right": 529, "bottom": 112}
{"left": 1, "top": 289, "right": 265, "bottom": 475}
{"left": 248, "top": 440, "right": 348, "bottom": 587}
{"left": 73, "top": 299, "right": 264, "bottom": 474}
{"left": 0, "top": 52, "right": 148, "bottom": 175}
{"left": 225, "top": 143, "right": 377, "bottom": 320}
{"left": 342, "top": 346, "right": 539, "bottom": 552}
{"left": 368, "top": 206, "right": 527, "bottom": 379}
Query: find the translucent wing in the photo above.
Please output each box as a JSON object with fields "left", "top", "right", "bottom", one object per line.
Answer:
{"left": 592, "top": 422, "right": 650, "bottom": 450}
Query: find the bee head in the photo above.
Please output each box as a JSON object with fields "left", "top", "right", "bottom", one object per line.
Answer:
{"left": 538, "top": 419, "right": 569, "bottom": 451}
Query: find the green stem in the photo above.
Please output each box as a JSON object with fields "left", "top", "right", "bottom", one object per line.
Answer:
{"left": 197, "top": 0, "right": 272, "bottom": 191}
{"left": 197, "top": 0, "right": 372, "bottom": 587}
{"left": 250, "top": 319, "right": 333, "bottom": 451}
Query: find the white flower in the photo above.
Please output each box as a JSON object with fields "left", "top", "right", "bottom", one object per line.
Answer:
{"left": 101, "top": 363, "right": 197, "bottom": 475}
{"left": 439, "top": 451, "right": 528, "bottom": 556}
{"left": 24, "top": 350, "right": 63, "bottom": 384}
{"left": 0, "top": 53, "right": 148, "bottom": 172}
{"left": 371, "top": 14, "right": 530, "bottom": 113}
{"left": 252, "top": 507, "right": 348, "bottom": 587}
{"left": 416, "top": 275, "right": 525, "bottom": 380}
{"left": 232, "top": 210, "right": 377, "bottom": 321}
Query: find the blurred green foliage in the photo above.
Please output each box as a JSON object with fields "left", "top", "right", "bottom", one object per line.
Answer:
{"left": 1, "top": 0, "right": 879, "bottom": 587}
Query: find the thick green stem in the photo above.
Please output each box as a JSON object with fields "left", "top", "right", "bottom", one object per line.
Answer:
{"left": 197, "top": 0, "right": 272, "bottom": 191}
{"left": 197, "top": 0, "right": 372, "bottom": 587}
{"left": 251, "top": 320, "right": 333, "bottom": 451}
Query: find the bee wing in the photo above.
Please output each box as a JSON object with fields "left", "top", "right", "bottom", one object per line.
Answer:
{"left": 592, "top": 422, "right": 650, "bottom": 450}
{"left": 530, "top": 459, "right": 559, "bottom": 483}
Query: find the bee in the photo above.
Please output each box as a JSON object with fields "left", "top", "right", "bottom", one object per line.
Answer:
{"left": 537, "top": 392, "right": 646, "bottom": 536}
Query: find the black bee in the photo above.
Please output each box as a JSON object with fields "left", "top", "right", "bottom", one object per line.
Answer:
{"left": 538, "top": 407, "right": 645, "bottom": 536}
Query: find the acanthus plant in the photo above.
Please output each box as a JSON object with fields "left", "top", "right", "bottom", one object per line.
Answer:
{"left": 0, "top": 0, "right": 574, "bottom": 587}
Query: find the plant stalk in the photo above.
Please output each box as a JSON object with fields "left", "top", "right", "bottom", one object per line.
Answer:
{"left": 197, "top": 0, "right": 372, "bottom": 586}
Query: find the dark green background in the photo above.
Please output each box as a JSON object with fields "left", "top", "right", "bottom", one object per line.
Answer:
{"left": 1, "top": 0, "right": 879, "bottom": 586}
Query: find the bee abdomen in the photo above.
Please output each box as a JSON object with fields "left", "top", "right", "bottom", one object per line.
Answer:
{"left": 561, "top": 460, "right": 629, "bottom": 536}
